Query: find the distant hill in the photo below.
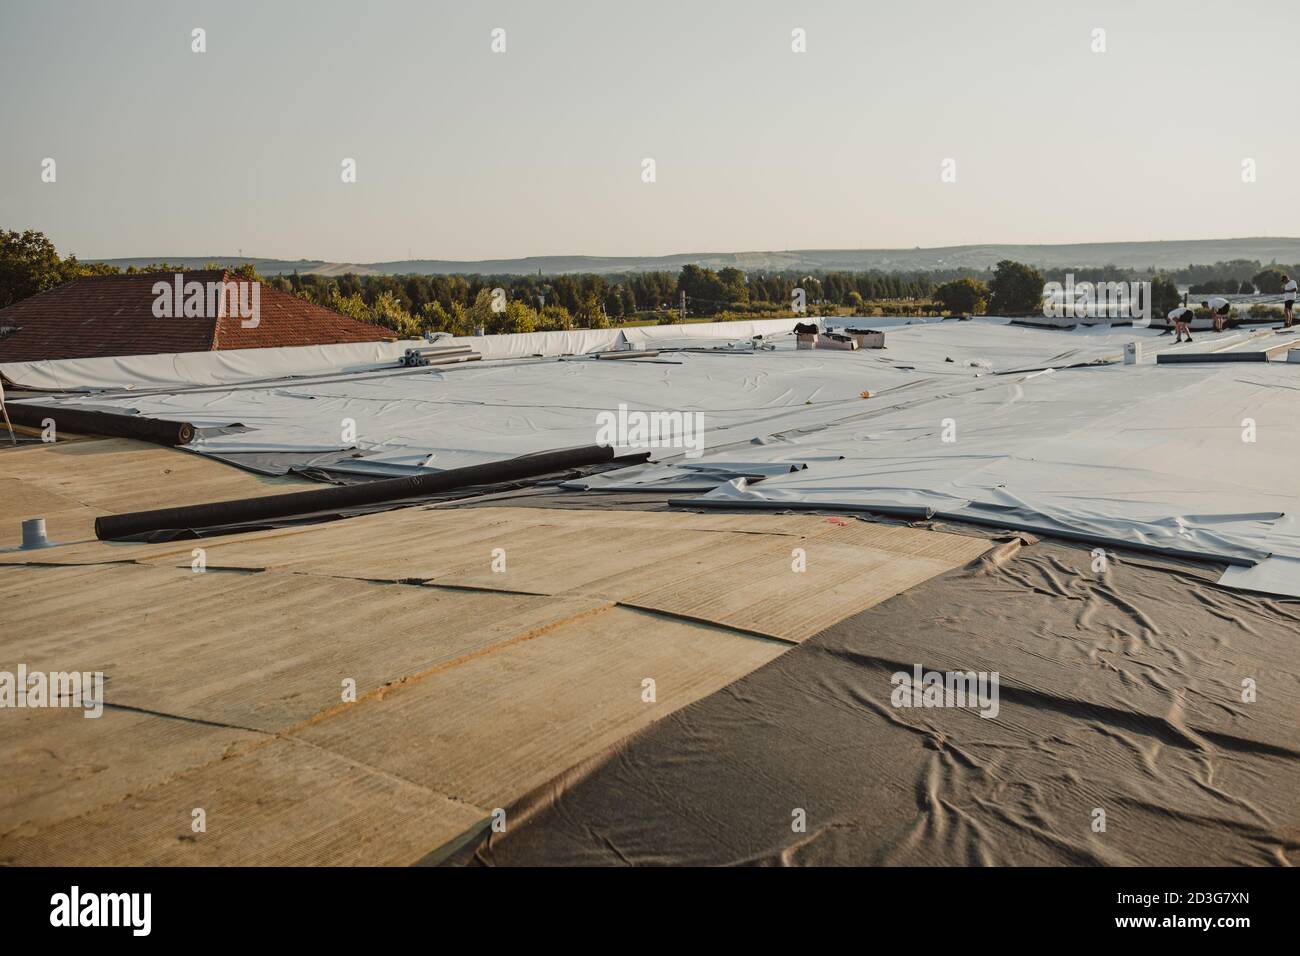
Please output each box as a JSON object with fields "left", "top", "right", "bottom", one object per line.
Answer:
{"left": 95, "top": 238, "right": 1300, "bottom": 277}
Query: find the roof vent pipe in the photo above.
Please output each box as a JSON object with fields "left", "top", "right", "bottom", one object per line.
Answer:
{"left": 20, "top": 517, "right": 48, "bottom": 549}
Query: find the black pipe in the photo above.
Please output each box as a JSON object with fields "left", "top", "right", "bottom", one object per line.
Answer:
{"left": 95, "top": 444, "right": 643, "bottom": 540}
{"left": 4, "top": 402, "right": 195, "bottom": 446}
{"left": 674, "top": 497, "right": 934, "bottom": 521}
{"left": 1156, "top": 352, "right": 1267, "bottom": 364}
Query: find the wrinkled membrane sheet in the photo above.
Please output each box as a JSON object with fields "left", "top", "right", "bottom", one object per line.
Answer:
{"left": 7, "top": 317, "right": 1026, "bottom": 471}
{"left": 13, "top": 317, "right": 1300, "bottom": 592}
{"left": 461, "top": 539, "right": 1300, "bottom": 866}
{"left": 6, "top": 318, "right": 1162, "bottom": 471}
{"left": 0, "top": 318, "right": 807, "bottom": 390}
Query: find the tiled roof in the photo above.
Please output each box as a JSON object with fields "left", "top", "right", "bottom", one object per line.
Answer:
{"left": 0, "top": 271, "right": 396, "bottom": 363}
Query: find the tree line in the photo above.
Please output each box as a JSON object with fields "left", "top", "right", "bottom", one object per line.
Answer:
{"left": 930, "top": 261, "right": 1298, "bottom": 318}
{"left": 265, "top": 264, "right": 952, "bottom": 336}
{"left": 4, "top": 229, "right": 1297, "bottom": 339}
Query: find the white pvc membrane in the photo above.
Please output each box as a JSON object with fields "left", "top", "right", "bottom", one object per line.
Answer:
{"left": 9, "top": 317, "right": 1300, "bottom": 595}
{"left": 0, "top": 318, "right": 805, "bottom": 391}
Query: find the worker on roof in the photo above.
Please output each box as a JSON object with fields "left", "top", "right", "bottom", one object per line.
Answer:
{"left": 1168, "top": 304, "right": 1194, "bottom": 343}
{"left": 1283, "top": 274, "right": 1297, "bottom": 328}
{"left": 1201, "top": 295, "right": 1232, "bottom": 333}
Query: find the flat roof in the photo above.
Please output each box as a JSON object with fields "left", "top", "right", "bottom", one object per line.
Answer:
{"left": 4, "top": 317, "right": 1299, "bottom": 866}
{"left": 0, "top": 441, "right": 987, "bottom": 864}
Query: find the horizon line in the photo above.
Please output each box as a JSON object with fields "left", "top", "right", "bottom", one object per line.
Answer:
{"left": 83, "top": 235, "right": 1300, "bottom": 267}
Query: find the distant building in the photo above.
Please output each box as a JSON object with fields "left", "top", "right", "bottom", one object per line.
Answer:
{"left": 0, "top": 271, "right": 395, "bottom": 364}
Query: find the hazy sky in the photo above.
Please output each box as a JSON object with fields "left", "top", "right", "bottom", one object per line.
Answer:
{"left": 2, "top": 0, "right": 1297, "bottom": 262}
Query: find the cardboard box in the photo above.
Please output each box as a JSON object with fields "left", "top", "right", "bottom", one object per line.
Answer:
{"left": 846, "top": 329, "right": 885, "bottom": 349}
{"left": 815, "top": 333, "right": 858, "bottom": 351}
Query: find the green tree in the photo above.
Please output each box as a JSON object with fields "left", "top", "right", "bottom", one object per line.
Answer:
{"left": 537, "top": 304, "right": 572, "bottom": 331}
{"left": 0, "top": 229, "right": 71, "bottom": 307}
{"left": 717, "top": 267, "right": 749, "bottom": 306}
{"left": 468, "top": 288, "right": 497, "bottom": 333}
{"left": 328, "top": 290, "right": 369, "bottom": 321}
{"left": 370, "top": 291, "right": 420, "bottom": 337}
{"left": 605, "top": 286, "right": 627, "bottom": 320}
{"left": 677, "top": 264, "right": 729, "bottom": 316}
{"left": 578, "top": 291, "right": 608, "bottom": 328}
{"left": 327, "top": 289, "right": 411, "bottom": 335}
{"left": 933, "top": 277, "right": 989, "bottom": 314}
{"left": 988, "top": 260, "right": 1045, "bottom": 315}
{"left": 1149, "top": 275, "right": 1181, "bottom": 314}
{"left": 499, "top": 299, "right": 537, "bottom": 334}
{"left": 1251, "top": 268, "right": 1287, "bottom": 294}
{"left": 420, "top": 300, "right": 472, "bottom": 336}
{"left": 448, "top": 301, "right": 472, "bottom": 335}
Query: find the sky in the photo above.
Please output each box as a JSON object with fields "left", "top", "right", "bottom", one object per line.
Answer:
{"left": 1, "top": 0, "right": 1297, "bottom": 262}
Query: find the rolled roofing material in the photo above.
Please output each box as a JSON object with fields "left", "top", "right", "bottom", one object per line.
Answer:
{"left": 4, "top": 401, "right": 195, "bottom": 446}
{"left": 95, "top": 444, "right": 642, "bottom": 540}
{"left": 1156, "top": 351, "right": 1268, "bottom": 364}
{"left": 401, "top": 345, "right": 475, "bottom": 366}
{"left": 401, "top": 351, "right": 482, "bottom": 368}
{"left": 675, "top": 496, "right": 932, "bottom": 521}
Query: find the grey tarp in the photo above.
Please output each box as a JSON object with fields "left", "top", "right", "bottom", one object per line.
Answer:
{"left": 455, "top": 538, "right": 1300, "bottom": 866}
{"left": 16, "top": 319, "right": 1300, "bottom": 591}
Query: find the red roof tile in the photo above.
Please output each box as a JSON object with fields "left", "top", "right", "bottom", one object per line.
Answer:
{"left": 0, "top": 271, "right": 396, "bottom": 363}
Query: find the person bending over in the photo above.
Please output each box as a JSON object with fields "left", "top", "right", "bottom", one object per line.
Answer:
{"left": 1202, "top": 296, "right": 1232, "bottom": 333}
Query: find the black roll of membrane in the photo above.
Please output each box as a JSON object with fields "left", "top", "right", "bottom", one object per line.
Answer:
{"left": 1155, "top": 351, "right": 1268, "bottom": 364}
{"left": 95, "top": 444, "right": 645, "bottom": 540}
{"left": 3, "top": 402, "right": 195, "bottom": 446}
